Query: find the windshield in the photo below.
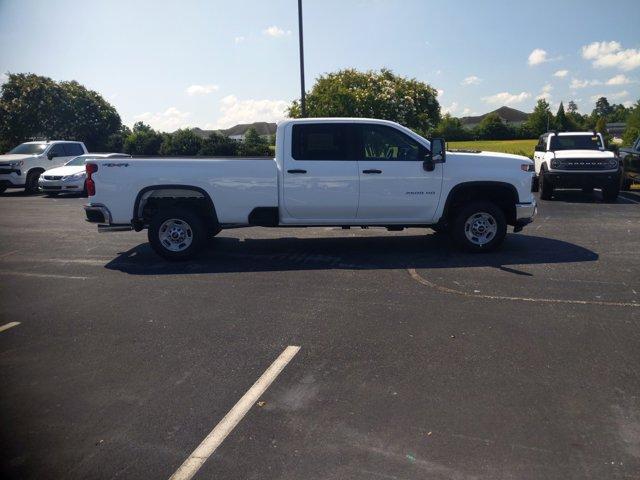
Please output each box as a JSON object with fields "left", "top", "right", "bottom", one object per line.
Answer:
{"left": 550, "top": 135, "right": 603, "bottom": 151}
{"left": 8, "top": 143, "right": 47, "bottom": 155}
{"left": 65, "top": 156, "right": 88, "bottom": 166}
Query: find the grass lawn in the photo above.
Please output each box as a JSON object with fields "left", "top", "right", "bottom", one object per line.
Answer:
{"left": 448, "top": 139, "right": 537, "bottom": 158}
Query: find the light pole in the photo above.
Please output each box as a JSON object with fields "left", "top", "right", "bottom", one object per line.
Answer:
{"left": 297, "top": 0, "right": 306, "bottom": 117}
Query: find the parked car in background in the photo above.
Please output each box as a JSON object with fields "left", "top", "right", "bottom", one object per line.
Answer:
{"left": 619, "top": 135, "right": 640, "bottom": 191}
{"left": 0, "top": 140, "right": 88, "bottom": 193}
{"left": 84, "top": 118, "right": 537, "bottom": 260}
{"left": 532, "top": 131, "right": 620, "bottom": 202}
{"left": 39, "top": 153, "right": 131, "bottom": 197}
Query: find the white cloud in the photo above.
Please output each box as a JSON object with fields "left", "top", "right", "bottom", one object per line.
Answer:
{"left": 482, "top": 91, "right": 531, "bottom": 105}
{"left": 215, "top": 95, "right": 288, "bottom": 129}
{"left": 581, "top": 41, "right": 640, "bottom": 71}
{"left": 186, "top": 84, "right": 220, "bottom": 96}
{"left": 590, "top": 90, "right": 629, "bottom": 102}
{"left": 234, "top": 36, "right": 245, "bottom": 44}
{"left": 553, "top": 69, "right": 569, "bottom": 78}
{"left": 134, "top": 107, "right": 191, "bottom": 132}
{"left": 623, "top": 100, "right": 633, "bottom": 108}
{"left": 536, "top": 83, "right": 553, "bottom": 101}
{"left": 570, "top": 78, "right": 601, "bottom": 89}
{"left": 528, "top": 48, "right": 548, "bottom": 66}
{"left": 461, "top": 75, "right": 481, "bottom": 85}
{"left": 442, "top": 102, "right": 459, "bottom": 115}
{"left": 460, "top": 107, "right": 473, "bottom": 116}
{"left": 436, "top": 88, "right": 444, "bottom": 97}
{"left": 263, "top": 25, "right": 291, "bottom": 37}
{"left": 606, "top": 74, "right": 633, "bottom": 85}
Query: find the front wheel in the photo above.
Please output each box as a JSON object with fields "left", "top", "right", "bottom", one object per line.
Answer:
{"left": 539, "top": 169, "right": 554, "bottom": 200}
{"left": 148, "top": 208, "right": 207, "bottom": 261}
{"left": 25, "top": 170, "right": 42, "bottom": 194}
{"left": 601, "top": 184, "right": 619, "bottom": 203}
{"left": 451, "top": 201, "right": 507, "bottom": 253}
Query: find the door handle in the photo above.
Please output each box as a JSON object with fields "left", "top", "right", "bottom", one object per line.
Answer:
{"left": 287, "top": 169, "right": 307, "bottom": 174}
{"left": 362, "top": 169, "right": 382, "bottom": 174}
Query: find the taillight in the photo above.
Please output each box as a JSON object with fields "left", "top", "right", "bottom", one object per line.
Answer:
{"left": 86, "top": 163, "right": 98, "bottom": 196}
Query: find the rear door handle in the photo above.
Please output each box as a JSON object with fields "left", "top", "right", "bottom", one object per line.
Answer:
{"left": 287, "top": 169, "right": 307, "bottom": 174}
{"left": 362, "top": 169, "right": 382, "bottom": 174}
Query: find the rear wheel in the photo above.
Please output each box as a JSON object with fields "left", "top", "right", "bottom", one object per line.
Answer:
{"left": 0, "top": 185, "right": 7, "bottom": 194}
{"left": 451, "top": 201, "right": 507, "bottom": 253}
{"left": 25, "top": 170, "right": 42, "bottom": 194}
{"left": 148, "top": 208, "right": 207, "bottom": 261}
{"left": 539, "top": 168, "right": 554, "bottom": 200}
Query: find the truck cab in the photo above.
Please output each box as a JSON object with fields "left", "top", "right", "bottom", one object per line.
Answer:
{"left": 0, "top": 140, "right": 88, "bottom": 193}
{"left": 533, "top": 131, "right": 620, "bottom": 201}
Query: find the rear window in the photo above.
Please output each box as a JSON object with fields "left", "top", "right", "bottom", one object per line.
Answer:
{"left": 292, "top": 124, "right": 354, "bottom": 160}
{"left": 63, "top": 143, "right": 85, "bottom": 156}
{"left": 550, "top": 135, "right": 603, "bottom": 151}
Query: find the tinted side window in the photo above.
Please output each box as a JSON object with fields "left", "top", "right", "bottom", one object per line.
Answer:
{"left": 48, "top": 144, "right": 66, "bottom": 157}
{"left": 358, "top": 125, "right": 424, "bottom": 161}
{"left": 292, "top": 124, "right": 353, "bottom": 160}
{"left": 64, "top": 143, "right": 84, "bottom": 156}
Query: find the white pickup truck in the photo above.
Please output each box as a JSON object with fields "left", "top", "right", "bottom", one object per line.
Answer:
{"left": 0, "top": 140, "right": 88, "bottom": 193}
{"left": 84, "top": 118, "right": 537, "bottom": 260}
{"left": 532, "top": 131, "right": 620, "bottom": 201}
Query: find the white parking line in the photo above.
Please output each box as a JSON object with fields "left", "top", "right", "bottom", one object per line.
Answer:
{"left": 618, "top": 194, "right": 640, "bottom": 204}
{"left": 168, "top": 345, "right": 301, "bottom": 480}
{"left": 0, "top": 322, "right": 21, "bottom": 333}
{"left": 0, "top": 271, "right": 89, "bottom": 280}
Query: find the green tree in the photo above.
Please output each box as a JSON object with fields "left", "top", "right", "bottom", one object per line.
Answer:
{"left": 567, "top": 101, "right": 578, "bottom": 114}
{"left": 159, "top": 129, "right": 203, "bottom": 156}
{"left": 622, "top": 100, "right": 640, "bottom": 145}
{"left": 593, "top": 97, "right": 612, "bottom": 119}
{"left": 238, "top": 127, "right": 271, "bottom": 156}
{"left": 288, "top": 68, "right": 440, "bottom": 133}
{"left": 123, "top": 122, "right": 163, "bottom": 155}
{"left": 433, "top": 114, "right": 469, "bottom": 141}
{"left": 555, "top": 102, "right": 570, "bottom": 131}
{"left": 525, "top": 99, "right": 554, "bottom": 136}
{"left": 0, "top": 73, "right": 122, "bottom": 151}
{"left": 199, "top": 132, "right": 239, "bottom": 156}
{"left": 477, "top": 113, "right": 513, "bottom": 140}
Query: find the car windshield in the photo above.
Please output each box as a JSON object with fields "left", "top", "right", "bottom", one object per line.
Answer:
{"left": 550, "top": 135, "right": 603, "bottom": 151}
{"left": 65, "top": 156, "right": 88, "bottom": 166}
{"left": 8, "top": 143, "right": 47, "bottom": 154}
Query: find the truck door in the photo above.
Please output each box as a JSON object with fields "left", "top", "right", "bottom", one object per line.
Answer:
{"left": 533, "top": 135, "right": 547, "bottom": 173}
{"left": 282, "top": 123, "right": 359, "bottom": 221}
{"left": 355, "top": 124, "right": 442, "bottom": 222}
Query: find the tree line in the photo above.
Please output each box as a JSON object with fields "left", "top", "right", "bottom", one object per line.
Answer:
{"left": 1, "top": 71, "right": 639, "bottom": 155}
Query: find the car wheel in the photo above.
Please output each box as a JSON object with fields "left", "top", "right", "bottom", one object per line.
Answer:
{"left": 451, "top": 201, "right": 507, "bottom": 253}
{"left": 539, "top": 168, "right": 554, "bottom": 200}
{"left": 148, "top": 207, "right": 206, "bottom": 261}
{"left": 601, "top": 184, "right": 620, "bottom": 203}
{"left": 620, "top": 174, "right": 632, "bottom": 191}
{"left": 0, "top": 185, "right": 7, "bottom": 194}
{"left": 25, "top": 170, "right": 42, "bottom": 194}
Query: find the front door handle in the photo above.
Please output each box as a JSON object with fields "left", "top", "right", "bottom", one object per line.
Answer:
{"left": 287, "top": 169, "right": 307, "bottom": 174}
{"left": 362, "top": 169, "right": 382, "bottom": 174}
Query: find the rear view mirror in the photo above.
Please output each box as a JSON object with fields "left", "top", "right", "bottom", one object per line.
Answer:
{"left": 424, "top": 138, "right": 446, "bottom": 171}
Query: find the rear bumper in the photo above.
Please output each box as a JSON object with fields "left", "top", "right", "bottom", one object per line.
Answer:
{"left": 84, "top": 203, "right": 112, "bottom": 224}
{"left": 544, "top": 170, "right": 619, "bottom": 188}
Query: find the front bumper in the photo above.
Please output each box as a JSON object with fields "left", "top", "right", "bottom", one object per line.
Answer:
{"left": 544, "top": 170, "right": 619, "bottom": 188}
{"left": 514, "top": 200, "right": 537, "bottom": 232}
{"left": 39, "top": 177, "right": 84, "bottom": 193}
{"left": 0, "top": 170, "right": 26, "bottom": 187}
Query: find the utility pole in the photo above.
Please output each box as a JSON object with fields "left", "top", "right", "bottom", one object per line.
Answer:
{"left": 297, "top": 0, "right": 306, "bottom": 117}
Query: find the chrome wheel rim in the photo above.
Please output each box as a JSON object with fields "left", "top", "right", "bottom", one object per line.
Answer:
{"left": 464, "top": 212, "right": 497, "bottom": 246}
{"left": 158, "top": 218, "right": 193, "bottom": 252}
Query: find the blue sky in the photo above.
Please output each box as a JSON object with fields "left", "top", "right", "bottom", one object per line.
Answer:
{"left": 1, "top": 0, "right": 639, "bottom": 131}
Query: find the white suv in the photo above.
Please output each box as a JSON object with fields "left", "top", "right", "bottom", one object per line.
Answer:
{"left": 533, "top": 132, "right": 620, "bottom": 201}
{"left": 0, "top": 140, "right": 88, "bottom": 194}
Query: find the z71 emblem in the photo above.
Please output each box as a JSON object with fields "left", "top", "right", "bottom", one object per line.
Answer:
{"left": 103, "top": 163, "right": 130, "bottom": 167}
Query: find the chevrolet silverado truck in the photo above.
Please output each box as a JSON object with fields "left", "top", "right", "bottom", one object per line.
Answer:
{"left": 619, "top": 135, "right": 639, "bottom": 191}
{"left": 84, "top": 118, "right": 537, "bottom": 260}
{"left": 532, "top": 131, "right": 620, "bottom": 201}
{"left": 0, "top": 140, "right": 88, "bottom": 193}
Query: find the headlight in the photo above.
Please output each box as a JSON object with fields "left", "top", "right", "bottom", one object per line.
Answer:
{"left": 606, "top": 158, "right": 618, "bottom": 168}
{"left": 63, "top": 172, "right": 85, "bottom": 180}
{"left": 550, "top": 159, "right": 564, "bottom": 169}
{"left": 8, "top": 160, "right": 23, "bottom": 167}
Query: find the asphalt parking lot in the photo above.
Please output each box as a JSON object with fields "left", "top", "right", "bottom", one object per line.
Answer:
{"left": 1, "top": 188, "right": 640, "bottom": 480}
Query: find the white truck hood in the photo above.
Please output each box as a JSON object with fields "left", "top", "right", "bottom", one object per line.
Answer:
{"left": 553, "top": 150, "right": 613, "bottom": 159}
{"left": 0, "top": 154, "right": 35, "bottom": 162}
{"left": 44, "top": 165, "right": 86, "bottom": 176}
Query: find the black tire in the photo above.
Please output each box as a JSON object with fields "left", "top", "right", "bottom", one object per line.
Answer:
{"left": 620, "top": 174, "right": 632, "bottom": 191}
{"left": 601, "top": 184, "right": 620, "bottom": 203}
{"left": 582, "top": 186, "right": 594, "bottom": 194}
{"left": 451, "top": 201, "right": 507, "bottom": 253}
{"left": 25, "top": 170, "right": 42, "bottom": 194}
{"left": 0, "top": 184, "right": 7, "bottom": 194}
{"left": 539, "top": 168, "right": 554, "bottom": 200}
{"left": 148, "top": 207, "right": 207, "bottom": 261}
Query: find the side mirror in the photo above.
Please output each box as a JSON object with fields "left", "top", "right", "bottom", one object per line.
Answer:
{"left": 47, "top": 152, "right": 55, "bottom": 160}
{"left": 423, "top": 137, "right": 446, "bottom": 172}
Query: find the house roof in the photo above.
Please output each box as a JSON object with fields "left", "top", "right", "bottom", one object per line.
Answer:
{"left": 460, "top": 106, "right": 530, "bottom": 126}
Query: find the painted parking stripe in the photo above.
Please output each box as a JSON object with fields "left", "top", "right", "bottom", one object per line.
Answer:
{"left": 0, "top": 271, "right": 89, "bottom": 280}
{"left": 0, "top": 322, "right": 21, "bottom": 333}
{"left": 168, "top": 345, "right": 301, "bottom": 480}
{"left": 618, "top": 194, "right": 640, "bottom": 204}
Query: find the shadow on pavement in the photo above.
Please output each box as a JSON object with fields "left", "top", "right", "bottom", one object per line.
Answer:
{"left": 105, "top": 233, "right": 598, "bottom": 276}
{"left": 546, "top": 189, "right": 639, "bottom": 204}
